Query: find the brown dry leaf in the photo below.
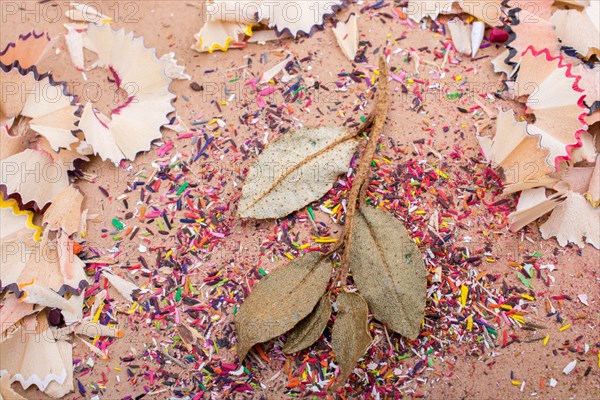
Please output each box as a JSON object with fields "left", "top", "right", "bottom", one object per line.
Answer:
{"left": 238, "top": 126, "right": 358, "bottom": 219}
{"left": 235, "top": 252, "right": 331, "bottom": 361}
{"left": 283, "top": 294, "right": 331, "bottom": 354}
{"left": 349, "top": 206, "right": 427, "bottom": 339}
{"left": 331, "top": 291, "right": 371, "bottom": 389}
{"left": 551, "top": 1, "right": 600, "bottom": 59}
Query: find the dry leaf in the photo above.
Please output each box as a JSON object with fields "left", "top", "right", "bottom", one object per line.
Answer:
{"left": 283, "top": 294, "right": 331, "bottom": 354}
{"left": 349, "top": 206, "right": 427, "bottom": 339}
{"left": 238, "top": 126, "right": 358, "bottom": 219}
{"left": 540, "top": 191, "right": 600, "bottom": 248}
{"left": 235, "top": 252, "right": 331, "bottom": 361}
{"left": 551, "top": 1, "right": 600, "bottom": 59}
{"left": 332, "top": 13, "right": 358, "bottom": 61}
{"left": 331, "top": 291, "right": 371, "bottom": 389}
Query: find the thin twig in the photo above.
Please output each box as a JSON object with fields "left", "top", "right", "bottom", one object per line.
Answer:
{"left": 329, "top": 57, "right": 390, "bottom": 286}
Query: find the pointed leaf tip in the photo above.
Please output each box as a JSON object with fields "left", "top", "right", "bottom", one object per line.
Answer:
{"left": 235, "top": 252, "right": 331, "bottom": 361}
{"left": 349, "top": 206, "right": 427, "bottom": 339}
{"left": 331, "top": 291, "right": 371, "bottom": 389}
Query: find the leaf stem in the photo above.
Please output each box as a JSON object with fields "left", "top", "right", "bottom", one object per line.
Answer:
{"left": 329, "top": 56, "right": 390, "bottom": 287}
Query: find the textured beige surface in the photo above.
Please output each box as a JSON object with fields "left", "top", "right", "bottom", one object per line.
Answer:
{"left": 2, "top": 1, "right": 598, "bottom": 398}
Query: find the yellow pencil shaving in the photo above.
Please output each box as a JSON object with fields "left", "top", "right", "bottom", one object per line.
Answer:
{"left": 92, "top": 302, "right": 104, "bottom": 323}
{"left": 460, "top": 285, "right": 468, "bottom": 307}
{"left": 510, "top": 314, "right": 525, "bottom": 324}
{"left": 314, "top": 237, "right": 337, "bottom": 243}
{"left": 559, "top": 323, "right": 571, "bottom": 332}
